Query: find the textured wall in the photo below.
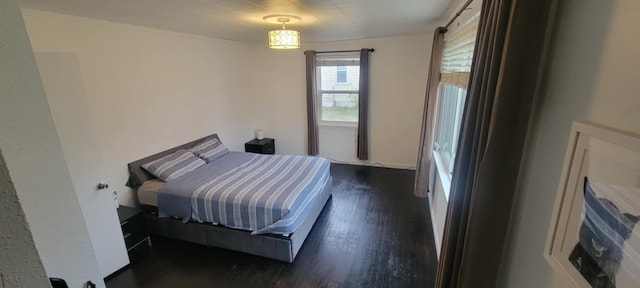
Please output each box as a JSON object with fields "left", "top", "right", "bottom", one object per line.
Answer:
{"left": 0, "top": 1, "right": 50, "bottom": 286}
{"left": 0, "top": 2, "right": 103, "bottom": 288}
{"left": 0, "top": 152, "right": 49, "bottom": 288}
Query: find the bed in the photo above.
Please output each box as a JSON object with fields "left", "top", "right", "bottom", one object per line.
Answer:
{"left": 126, "top": 134, "right": 333, "bottom": 262}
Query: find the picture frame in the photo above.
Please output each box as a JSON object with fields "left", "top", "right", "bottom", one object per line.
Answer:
{"left": 545, "top": 122, "right": 640, "bottom": 288}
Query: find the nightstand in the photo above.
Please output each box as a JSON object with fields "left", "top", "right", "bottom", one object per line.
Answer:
{"left": 245, "top": 138, "right": 275, "bottom": 154}
{"left": 117, "top": 206, "right": 151, "bottom": 255}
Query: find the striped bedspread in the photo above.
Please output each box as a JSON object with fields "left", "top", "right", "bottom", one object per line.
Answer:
{"left": 157, "top": 152, "right": 331, "bottom": 235}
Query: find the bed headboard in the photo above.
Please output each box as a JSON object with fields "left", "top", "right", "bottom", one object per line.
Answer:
{"left": 126, "top": 133, "right": 221, "bottom": 189}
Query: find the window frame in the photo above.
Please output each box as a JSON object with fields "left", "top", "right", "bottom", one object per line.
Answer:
{"left": 432, "top": 12, "right": 480, "bottom": 181}
{"left": 315, "top": 54, "right": 361, "bottom": 126}
{"left": 433, "top": 84, "right": 467, "bottom": 176}
{"left": 317, "top": 90, "right": 360, "bottom": 126}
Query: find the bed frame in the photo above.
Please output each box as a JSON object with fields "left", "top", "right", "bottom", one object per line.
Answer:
{"left": 126, "top": 134, "right": 333, "bottom": 262}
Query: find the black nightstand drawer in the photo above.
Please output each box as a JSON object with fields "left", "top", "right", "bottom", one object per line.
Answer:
{"left": 121, "top": 213, "right": 144, "bottom": 238}
{"left": 245, "top": 138, "right": 275, "bottom": 154}
{"left": 118, "top": 206, "right": 151, "bottom": 253}
{"left": 124, "top": 228, "right": 148, "bottom": 249}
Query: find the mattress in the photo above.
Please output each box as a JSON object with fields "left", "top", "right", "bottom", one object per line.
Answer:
{"left": 156, "top": 151, "right": 331, "bottom": 235}
{"left": 137, "top": 179, "right": 165, "bottom": 207}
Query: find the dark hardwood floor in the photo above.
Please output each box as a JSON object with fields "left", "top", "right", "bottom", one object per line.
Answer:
{"left": 106, "top": 164, "right": 437, "bottom": 288}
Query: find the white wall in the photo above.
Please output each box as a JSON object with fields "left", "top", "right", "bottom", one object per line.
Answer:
{"left": 0, "top": 2, "right": 103, "bottom": 288}
{"left": 247, "top": 35, "right": 431, "bottom": 169}
{"left": 22, "top": 10, "right": 255, "bottom": 206}
{"left": 499, "top": 0, "right": 640, "bottom": 286}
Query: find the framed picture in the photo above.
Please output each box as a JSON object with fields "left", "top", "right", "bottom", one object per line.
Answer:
{"left": 545, "top": 122, "right": 640, "bottom": 288}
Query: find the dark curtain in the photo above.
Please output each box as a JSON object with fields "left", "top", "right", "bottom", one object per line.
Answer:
{"left": 357, "top": 49, "right": 371, "bottom": 160}
{"left": 435, "top": 0, "right": 554, "bottom": 286}
{"left": 414, "top": 27, "right": 446, "bottom": 198}
{"left": 304, "top": 50, "right": 319, "bottom": 156}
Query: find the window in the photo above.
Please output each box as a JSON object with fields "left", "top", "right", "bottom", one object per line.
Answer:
{"left": 336, "top": 66, "right": 347, "bottom": 83}
{"left": 433, "top": 12, "right": 479, "bottom": 176}
{"left": 317, "top": 53, "right": 360, "bottom": 123}
{"left": 434, "top": 85, "right": 466, "bottom": 174}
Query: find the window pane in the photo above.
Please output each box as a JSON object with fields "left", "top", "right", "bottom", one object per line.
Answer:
{"left": 320, "top": 66, "right": 359, "bottom": 91}
{"left": 318, "top": 63, "right": 360, "bottom": 123}
{"left": 320, "top": 92, "right": 358, "bottom": 122}
{"left": 434, "top": 84, "right": 467, "bottom": 173}
{"left": 336, "top": 66, "right": 347, "bottom": 83}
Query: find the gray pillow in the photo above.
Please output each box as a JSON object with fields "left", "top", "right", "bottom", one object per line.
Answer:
{"left": 190, "top": 137, "right": 229, "bottom": 163}
{"left": 141, "top": 149, "right": 205, "bottom": 182}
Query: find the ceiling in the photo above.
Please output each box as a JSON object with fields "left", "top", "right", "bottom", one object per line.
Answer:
{"left": 19, "top": 0, "right": 456, "bottom": 43}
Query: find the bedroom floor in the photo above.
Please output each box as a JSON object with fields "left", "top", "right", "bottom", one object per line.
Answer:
{"left": 106, "top": 164, "right": 437, "bottom": 288}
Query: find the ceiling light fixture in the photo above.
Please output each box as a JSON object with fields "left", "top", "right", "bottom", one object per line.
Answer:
{"left": 263, "top": 15, "right": 301, "bottom": 49}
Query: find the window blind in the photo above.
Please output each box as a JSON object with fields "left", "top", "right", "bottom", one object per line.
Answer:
{"left": 316, "top": 52, "right": 360, "bottom": 66}
{"left": 440, "top": 13, "right": 480, "bottom": 88}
